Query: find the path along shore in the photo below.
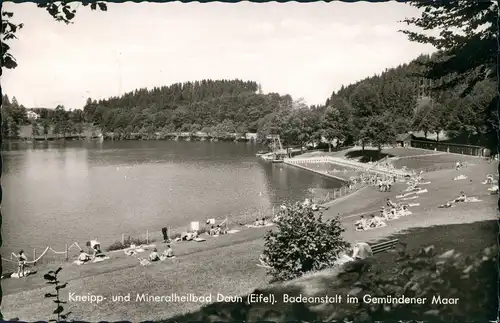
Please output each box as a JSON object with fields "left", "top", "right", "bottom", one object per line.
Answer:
{"left": 2, "top": 153, "right": 497, "bottom": 322}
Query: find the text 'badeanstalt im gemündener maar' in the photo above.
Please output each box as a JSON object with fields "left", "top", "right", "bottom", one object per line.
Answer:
{"left": 68, "top": 292, "right": 460, "bottom": 305}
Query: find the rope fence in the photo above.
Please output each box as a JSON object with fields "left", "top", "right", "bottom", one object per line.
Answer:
{"left": 2, "top": 242, "right": 84, "bottom": 268}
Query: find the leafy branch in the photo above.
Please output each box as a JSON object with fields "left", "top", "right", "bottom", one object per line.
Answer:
{"left": 44, "top": 267, "right": 72, "bottom": 322}
{"left": 1, "top": 1, "right": 108, "bottom": 70}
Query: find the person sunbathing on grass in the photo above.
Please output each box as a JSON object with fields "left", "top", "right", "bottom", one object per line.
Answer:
{"left": 149, "top": 248, "right": 160, "bottom": 262}
{"left": 215, "top": 225, "right": 226, "bottom": 235}
{"left": 486, "top": 174, "right": 494, "bottom": 184}
{"left": 439, "top": 201, "right": 455, "bottom": 208}
{"left": 455, "top": 191, "right": 467, "bottom": 203}
{"left": 162, "top": 245, "right": 174, "bottom": 258}
{"left": 77, "top": 250, "right": 91, "bottom": 263}
{"left": 254, "top": 218, "right": 261, "bottom": 226}
{"left": 368, "top": 214, "right": 385, "bottom": 228}
{"left": 386, "top": 198, "right": 397, "bottom": 208}
{"left": 181, "top": 231, "right": 195, "bottom": 241}
{"left": 355, "top": 215, "right": 368, "bottom": 231}
{"left": 380, "top": 208, "right": 390, "bottom": 221}
{"left": 209, "top": 226, "right": 217, "bottom": 236}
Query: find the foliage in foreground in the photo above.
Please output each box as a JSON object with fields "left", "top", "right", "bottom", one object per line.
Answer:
{"left": 262, "top": 204, "right": 349, "bottom": 282}
{"left": 164, "top": 244, "right": 498, "bottom": 322}
{"left": 44, "top": 267, "right": 71, "bottom": 322}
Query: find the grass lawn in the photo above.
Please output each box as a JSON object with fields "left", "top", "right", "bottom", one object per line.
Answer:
{"left": 163, "top": 220, "right": 498, "bottom": 322}
{"left": 301, "top": 146, "right": 441, "bottom": 161}
{"left": 373, "top": 220, "right": 498, "bottom": 273}
{"left": 392, "top": 152, "right": 483, "bottom": 171}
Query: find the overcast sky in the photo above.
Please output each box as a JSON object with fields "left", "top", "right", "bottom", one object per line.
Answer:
{"left": 2, "top": 2, "right": 435, "bottom": 110}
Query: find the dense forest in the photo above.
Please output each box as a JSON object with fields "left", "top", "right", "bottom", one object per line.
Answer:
{"left": 1, "top": 54, "right": 496, "bottom": 149}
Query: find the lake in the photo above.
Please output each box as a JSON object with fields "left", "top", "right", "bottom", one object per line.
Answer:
{"left": 1, "top": 140, "right": 343, "bottom": 258}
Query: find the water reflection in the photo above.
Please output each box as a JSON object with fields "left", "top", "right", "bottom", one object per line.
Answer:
{"left": 1, "top": 141, "right": 343, "bottom": 254}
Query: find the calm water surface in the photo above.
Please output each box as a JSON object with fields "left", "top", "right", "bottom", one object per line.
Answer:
{"left": 1, "top": 140, "right": 342, "bottom": 255}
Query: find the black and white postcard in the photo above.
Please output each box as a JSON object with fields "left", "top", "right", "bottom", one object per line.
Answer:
{"left": 1, "top": 1, "right": 498, "bottom": 321}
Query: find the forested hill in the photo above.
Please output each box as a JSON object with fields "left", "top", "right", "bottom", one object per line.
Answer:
{"left": 82, "top": 79, "right": 295, "bottom": 137}
{"left": 321, "top": 53, "right": 496, "bottom": 148}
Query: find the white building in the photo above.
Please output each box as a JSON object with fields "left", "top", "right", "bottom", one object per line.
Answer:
{"left": 26, "top": 110, "right": 40, "bottom": 120}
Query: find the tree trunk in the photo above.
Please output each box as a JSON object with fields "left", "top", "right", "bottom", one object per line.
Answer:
{"left": 436, "top": 131, "right": 440, "bottom": 142}
{"left": 328, "top": 142, "right": 332, "bottom": 152}
{"left": 362, "top": 142, "right": 365, "bottom": 154}
{"left": 424, "top": 131, "right": 428, "bottom": 138}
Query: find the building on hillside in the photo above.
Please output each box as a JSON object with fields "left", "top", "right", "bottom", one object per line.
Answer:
{"left": 26, "top": 110, "right": 40, "bottom": 120}
{"left": 395, "top": 133, "right": 415, "bottom": 148}
{"left": 245, "top": 133, "right": 257, "bottom": 141}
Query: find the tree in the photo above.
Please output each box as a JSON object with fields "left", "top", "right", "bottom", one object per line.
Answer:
{"left": 262, "top": 203, "right": 349, "bottom": 282}
{"left": 2, "top": 1, "right": 108, "bottom": 69}
{"left": 401, "top": 0, "right": 497, "bottom": 150}
{"left": 401, "top": 1, "right": 496, "bottom": 95}
{"left": 412, "top": 98, "right": 437, "bottom": 138}
{"left": 322, "top": 97, "right": 353, "bottom": 151}
{"left": 349, "top": 82, "right": 384, "bottom": 153}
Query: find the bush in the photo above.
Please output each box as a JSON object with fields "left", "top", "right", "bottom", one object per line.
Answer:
{"left": 262, "top": 203, "right": 350, "bottom": 282}
{"left": 106, "top": 236, "right": 155, "bottom": 252}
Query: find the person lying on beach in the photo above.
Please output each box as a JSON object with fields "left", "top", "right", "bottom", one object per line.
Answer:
{"left": 17, "top": 250, "right": 28, "bottom": 278}
{"left": 77, "top": 250, "right": 91, "bottom": 263}
{"left": 162, "top": 245, "right": 174, "bottom": 258}
{"left": 149, "top": 248, "right": 160, "bottom": 262}
{"left": 208, "top": 226, "right": 217, "bottom": 236}
{"left": 215, "top": 225, "right": 223, "bottom": 235}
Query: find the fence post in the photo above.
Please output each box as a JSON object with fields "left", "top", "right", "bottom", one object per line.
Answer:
{"left": 33, "top": 248, "right": 36, "bottom": 262}
{"left": 122, "top": 234, "right": 125, "bottom": 245}
{"left": 146, "top": 230, "right": 149, "bottom": 244}
{"left": 65, "top": 244, "right": 69, "bottom": 261}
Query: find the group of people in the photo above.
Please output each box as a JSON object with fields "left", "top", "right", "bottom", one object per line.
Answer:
{"left": 148, "top": 245, "right": 175, "bottom": 262}
{"left": 253, "top": 217, "right": 269, "bottom": 227}
{"left": 354, "top": 214, "right": 386, "bottom": 231}
{"left": 76, "top": 240, "right": 109, "bottom": 264}
{"left": 208, "top": 225, "right": 226, "bottom": 236}
{"left": 377, "top": 180, "right": 392, "bottom": 192}
{"left": 354, "top": 197, "right": 414, "bottom": 231}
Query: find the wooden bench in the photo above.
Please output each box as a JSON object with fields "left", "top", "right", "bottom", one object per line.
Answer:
{"left": 371, "top": 239, "right": 400, "bottom": 254}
